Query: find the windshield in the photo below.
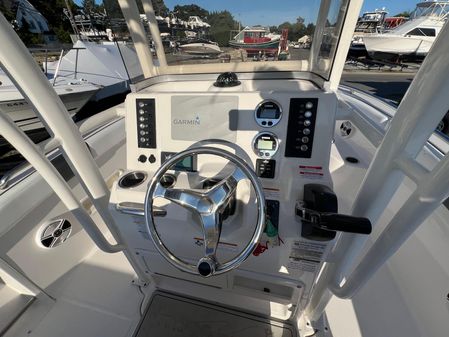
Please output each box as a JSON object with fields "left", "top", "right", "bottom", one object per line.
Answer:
{"left": 100, "top": 0, "right": 350, "bottom": 82}
{"left": 410, "top": 1, "right": 449, "bottom": 20}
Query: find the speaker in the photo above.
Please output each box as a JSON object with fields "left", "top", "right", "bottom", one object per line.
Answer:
{"left": 40, "top": 219, "right": 72, "bottom": 248}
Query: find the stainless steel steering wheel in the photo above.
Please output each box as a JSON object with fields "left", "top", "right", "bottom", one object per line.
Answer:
{"left": 144, "top": 147, "right": 266, "bottom": 277}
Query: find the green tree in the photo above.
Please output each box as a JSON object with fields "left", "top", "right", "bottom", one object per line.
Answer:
{"left": 103, "top": 0, "right": 123, "bottom": 18}
{"left": 269, "top": 25, "right": 279, "bottom": 34}
{"left": 0, "top": 0, "right": 16, "bottom": 21}
{"left": 278, "top": 17, "right": 314, "bottom": 41}
{"left": 278, "top": 21, "right": 293, "bottom": 40}
{"left": 82, "top": 0, "right": 95, "bottom": 13}
{"left": 394, "top": 11, "right": 411, "bottom": 18}
{"left": 152, "top": 0, "right": 168, "bottom": 17}
{"left": 23, "top": 0, "right": 78, "bottom": 43}
{"left": 305, "top": 23, "right": 315, "bottom": 36}
{"left": 174, "top": 4, "right": 208, "bottom": 21}
{"left": 296, "top": 16, "right": 305, "bottom": 25}
{"left": 208, "top": 10, "right": 238, "bottom": 46}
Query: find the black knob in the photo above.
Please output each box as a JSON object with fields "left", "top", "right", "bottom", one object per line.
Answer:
{"left": 138, "top": 155, "right": 147, "bottom": 163}
{"left": 148, "top": 154, "right": 156, "bottom": 163}
{"left": 198, "top": 261, "right": 212, "bottom": 277}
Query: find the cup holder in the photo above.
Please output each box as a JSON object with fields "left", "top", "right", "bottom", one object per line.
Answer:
{"left": 118, "top": 171, "right": 147, "bottom": 189}
{"left": 160, "top": 173, "right": 177, "bottom": 188}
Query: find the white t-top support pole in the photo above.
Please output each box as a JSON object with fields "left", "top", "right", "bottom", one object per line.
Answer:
{"left": 118, "top": 0, "right": 157, "bottom": 78}
{"left": 141, "top": 0, "right": 167, "bottom": 67}
{"left": 0, "top": 13, "right": 124, "bottom": 252}
{"left": 306, "top": 18, "right": 449, "bottom": 321}
{"left": 0, "top": 112, "right": 122, "bottom": 253}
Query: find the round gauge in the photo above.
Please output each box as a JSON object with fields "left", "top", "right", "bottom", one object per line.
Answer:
{"left": 252, "top": 132, "right": 279, "bottom": 158}
{"left": 254, "top": 100, "right": 282, "bottom": 127}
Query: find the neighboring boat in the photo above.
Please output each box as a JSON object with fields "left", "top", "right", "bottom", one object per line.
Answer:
{"left": 44, "top": 40, "right": 142, "bottom": 101}
{"left": 363, "top": 1, "right": 449, "bottom": 60}
{"left": 349, "top": 9, "right": 389, "bottom": 57}
{"left": 383, "top": 16, "right": 408, "bottom": 30}
{"left": 354, "top": 8, "right": 389, "bottom": 34}
{"left": 229, "top": 26, "right": 281, "bottom": 54}
{"left": 187, "top": 16, "right": 211, "bottom": 29}
{"left": 140, "top": 14, "right": 211, "bottom": 33}
{"left": 0, "top": 70, "right": 99, "bottom": 131}
{"left": 177, "top": 38, "right": 222, "bottom": 56}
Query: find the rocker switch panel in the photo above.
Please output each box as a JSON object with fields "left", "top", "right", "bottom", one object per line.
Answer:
{"left": 136, "top": 99, "right": 156, "bottom": 149}
{"left": 285, "top": 98, "right": 318, "bottom": 158}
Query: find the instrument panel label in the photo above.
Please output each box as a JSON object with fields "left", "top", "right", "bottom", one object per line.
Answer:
{"left": 171, "top": 96, "right": 238, "bottom": 142}
{"left": 288, "top": 240, "right": 327, "bottom": 273}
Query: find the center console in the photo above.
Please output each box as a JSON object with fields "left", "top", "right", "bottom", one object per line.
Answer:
{"left": 109, "top": 78, "right": 339, "bottom": 319}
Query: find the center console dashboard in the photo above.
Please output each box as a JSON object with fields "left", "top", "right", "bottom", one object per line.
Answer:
{"left": 109, "top": 78, "right": 338, "bottom": 317}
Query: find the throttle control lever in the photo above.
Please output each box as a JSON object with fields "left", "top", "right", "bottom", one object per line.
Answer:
{"left": 297, "top": 184, "right": 372, "bottom": 241}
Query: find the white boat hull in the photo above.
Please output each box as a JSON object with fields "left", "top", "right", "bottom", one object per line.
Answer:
{"left": 178, "top": 42, "right": 222, "bottom": 55}
{"left": 0, "top": 85, "right": 98, "bottom": 131}
{"left": 363, "top": 34, "right": 435, "bottom": 56}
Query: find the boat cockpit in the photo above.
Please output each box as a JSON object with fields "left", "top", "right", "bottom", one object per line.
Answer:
{"left": 1, "top": 1, "right": 449, "bottom": 336}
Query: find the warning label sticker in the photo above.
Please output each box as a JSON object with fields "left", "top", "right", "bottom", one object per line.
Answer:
{"left": 299, "top": 165, "right": 324, "bottom": 179}
{"left": 288, "top": 240, "right": 327, "bottom": 273}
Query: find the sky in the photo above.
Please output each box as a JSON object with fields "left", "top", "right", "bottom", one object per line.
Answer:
{"left": 80, "top": 0, "right": 422, "bottom": 26}
{"left": 360, "top": 0, "right": 418, "bottom": 16}
{"left": 162, "top": 0, "right": 421, "bottom": 26}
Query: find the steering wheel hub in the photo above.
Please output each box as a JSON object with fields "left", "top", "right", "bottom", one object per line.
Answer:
{"left": 197, "top": 257, "right": 216, "bottom": 277}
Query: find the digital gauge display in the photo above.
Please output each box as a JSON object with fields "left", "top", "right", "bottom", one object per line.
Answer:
{"left": 257, "top": 139, "right": 274, "bottom": 150}
{"left": 253, "top": 132, "right": 279, "bottom": 158}
{"left": 255, "top": 100, "right": 282, "bottom": 127}
{"left": 259, "top": 108, "right": 278, "bottom": 119}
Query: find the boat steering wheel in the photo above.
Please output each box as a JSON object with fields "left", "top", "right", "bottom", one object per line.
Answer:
{"left": 144, "top": 147, "right": 266, "bottom": 277}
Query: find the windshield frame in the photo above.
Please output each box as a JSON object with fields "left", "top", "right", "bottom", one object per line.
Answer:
{"left": 120, "top": 0, "right": 358, "bottom": 89}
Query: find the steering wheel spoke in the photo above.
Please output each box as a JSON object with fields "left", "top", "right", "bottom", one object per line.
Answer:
{"left": 230, "top": 166, "right": 247, "bottom": 184}
{"left": 154, "top": 183, "right": 205, "bottom": 213}
{"left": 200, "top": 213, "right": 222, "bottom": 257}
{"left": 196, "top": 213, "right": 223, "bottom": 277}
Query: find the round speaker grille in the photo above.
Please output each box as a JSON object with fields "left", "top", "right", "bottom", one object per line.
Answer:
{"left": 40, "top": 219, "right": 72, "bottom": 248}
{"left": 340, "top": 121, "right": 353, "bottom": 137}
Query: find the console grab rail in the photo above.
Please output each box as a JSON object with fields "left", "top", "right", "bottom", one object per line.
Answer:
{"left": 306, "top": 18, "right": 449, "bottom": 321}
{"left": 0, "top": 13, "right": 123, "bottom": 254}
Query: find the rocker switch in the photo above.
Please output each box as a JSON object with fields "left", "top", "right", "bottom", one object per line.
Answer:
{"left": 256, "top": 159, "right": 276, "bottom": 179}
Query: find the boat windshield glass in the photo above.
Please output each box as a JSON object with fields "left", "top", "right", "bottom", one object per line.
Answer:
{"left": 104, "top": 0, "right": 350, "bottom": 82}
{"left": 410, "top": 2, "right": 449, "bottom": 20}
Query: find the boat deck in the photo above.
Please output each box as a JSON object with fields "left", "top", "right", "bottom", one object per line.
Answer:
{"left": 136, "top": 292, "right": 296, "bottom": 337}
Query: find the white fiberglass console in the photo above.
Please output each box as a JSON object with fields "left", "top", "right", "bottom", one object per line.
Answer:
{"left": 110, "top": 78, "right": 338, "bottom": 318}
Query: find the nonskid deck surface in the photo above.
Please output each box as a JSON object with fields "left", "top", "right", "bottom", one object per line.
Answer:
{"left": 135, "top": 292, "right": 296, "bottom": 337}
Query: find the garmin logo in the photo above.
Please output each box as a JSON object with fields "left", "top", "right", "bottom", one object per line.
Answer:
{"left": 172, "top": 115, "right": 201, "bottom": 126}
